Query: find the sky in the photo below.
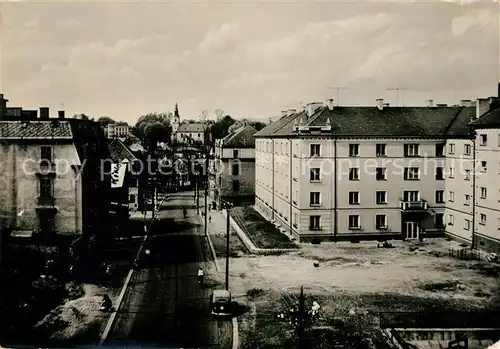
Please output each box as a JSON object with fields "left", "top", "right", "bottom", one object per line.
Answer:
{"left": 1, "top": 0, "right": 499, "bottom": 125}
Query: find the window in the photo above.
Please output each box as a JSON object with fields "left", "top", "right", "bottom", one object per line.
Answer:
{"left": 480, "top": 214, "right": 487, "bottom": 225}
{"left": 39, "top": 178, "right": 53, "bottom": 197}
{"left": 376, "top": 214, "right": 387, "bottom": 229}
{"left": 498, "top": 218, "right": 500, "bottom": 230}
{"left": 376, "top": 191, "right": 387, "bottom": 204}
{"left": 233, "top": 150, "right": 239, "bottom": 158}
{"left": 349, "top": 144, "right": 359, "bottom": 157}
{"left": 480, "top": 134, "right": 487, "bottom": 146}
{"left": 435, "top": 167, "right": 444, "bottom": 180}
{"left": 403, "top": 191, "right": 419, "bottom": 202}
{"left": 465, "top": 170, "right": 471, "bottom": 181}
{"left": 481, "top": 161, "right": 487, "bottom": 172}
{"left": 310, "top": 168, "right": 321, "bottom": 182}
{"left": 449, "top": 191, "right": 455, "bottom": 202}
{"left": 435, "top": 213, "right": 444, "bottom": 227}
{"left": 464, "top": 219, "right": 471, "bottom": 230}
{"left": 481, "top": 187, "right": 487, "bottom": 198}
{"left": 349, "top": 168, "right": 359, "bottom": 180}
{"left": 464, "top": 194, "right": 470, "bottom": 206}
{"left": 435, "top": 144, "right": 445, "bottom": 157}
{"left": 232, "top": 163, "right": 240, "bottom": 175}
{"left": 376, "top": 144, "right": 386, "bottom": 156}
{"left": 404, "top": 144, "right": 419, "bottom": 157}
{"left": 464, "top": 144, "right": 471, "bottom": 155}
{"left": 349, "top": 191, "right": 360, "bottom": 205}
{"left": 309, "top": 216, "right": 321, "bottom": 230}
{"left": 449, "top": 167, "right": 454, "bottom": 178}
{"left": 435, "top": 190, "right": 444, "bottom": 204}
{"left": 404, "top": 167, "right": 420, "bottom": 180}
{"left": 38, "top": 212, "right": 55, "bottom": 234}
{"left": 376, "top": 167, "right": 386, "bottom": 180}
{"left": 449, "top": 143, "right": 455, "bottom": 154}
{"left": 41, "top": 146, "right": 53, "bottom": 162}
{"left": 449, "top": 214, "right": 454, "bottom": 226}
{"left": 232, "top": 180, "right": 240, "bottom": 191}
{"left": 348, "top": 215, "right": 360, "bottom": 229}
{"left": 310, "top": 144, "right": 320, "bottom": 157}
{"left": 293, "top": 213, "right": 298, "bottom": 228}
{"left": 310, "top": 192, "right": 320, "bottom": 206}
{"left": 129, "top": 194, "right": 136, "bottom": 203}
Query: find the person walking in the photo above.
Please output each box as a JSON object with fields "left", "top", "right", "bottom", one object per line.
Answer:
{"left": 197, "top": 266, "right": 204, "bottom": 288}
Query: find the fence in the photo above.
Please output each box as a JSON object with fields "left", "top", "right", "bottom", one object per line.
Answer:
{"left": 449, "top": 247, "right": 481, "bottom": 261}
{"left": 380, "top": 311, "right": 500, "bottom": 329}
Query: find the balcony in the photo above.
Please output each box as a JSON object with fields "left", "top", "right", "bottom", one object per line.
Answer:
{"left": 399, "top": 200, "right": 428, "bottom": 211}
{"left": 37, "top": 196, "right": 56, "bottom": 208}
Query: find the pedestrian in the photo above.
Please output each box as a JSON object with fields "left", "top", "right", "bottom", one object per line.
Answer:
{"left": 209, "top": 215, "right": 211, "bottom": 223}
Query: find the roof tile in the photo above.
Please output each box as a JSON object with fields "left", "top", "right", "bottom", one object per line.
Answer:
{"left": 0, "top": 120, "right": 73, "bottom": 139}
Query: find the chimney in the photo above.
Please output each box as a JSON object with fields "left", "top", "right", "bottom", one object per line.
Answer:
{"left": 305, "top": 102, "right": 322, "bottom": 117}
{"left": 376, "top": 98, "right": 384, "bottom": 110}
{"left": 476, "top": 98, "right": 490, "bottom": 119}
{"left": 58, "top": 110, "right": 65, "bottom": 119}
{"left": 383, "top": 103, "right": 390, "bottom": 107}
{"left": 324, "top": 98, "right": 334, "bottom": 111}
{"left": 498, "top": 82, "right": 500, "bottom": 98}
{"left": 281, "top": 110, "right": 287, "bottom": 117}
{"left": 459, "top": 100, "right": 472, "bottom": 107}
{"left": 39, "top": 107, "right": 49, "bottom": 120}
{"left": 0, "top": 94, "right": 8, "bottom": 121}
{"left": 426, "top": 99, "right": 434, "bottom": 107}
{"left": 287, "top": 108, "right": 296, "bottom": 116}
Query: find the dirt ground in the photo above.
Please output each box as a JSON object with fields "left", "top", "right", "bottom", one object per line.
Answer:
{"left": 206, "top": 238, "right": 500, "bottom": 348}
{"left": 35, "top": 282, "right": 123, "bottom": 344}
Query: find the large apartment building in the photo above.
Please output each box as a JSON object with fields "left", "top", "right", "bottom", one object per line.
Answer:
{"left": 255, "top": 88, "right": 500, "bottom": 250}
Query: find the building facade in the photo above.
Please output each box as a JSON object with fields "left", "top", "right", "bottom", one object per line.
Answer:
{"left": 0, "top": 96, "right": 111, "bottom": 240}
{"left": 212, "top": 125, "right": 257, "bottom": 207}
{"left": 104, "top": 123, "right": 129, "bottom": 139}
{"left": 254, "top": 95, "right": 500, "bottom": 244}
{"left": 170, "top": 103, "right": 208, "bottom": 145}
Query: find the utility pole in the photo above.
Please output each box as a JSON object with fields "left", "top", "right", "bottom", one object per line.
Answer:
{"left": 225, "top": 202, "right": 231, "bottom": 291}
{"left": 297, "top": 286, "right": 306, "bottom": 349}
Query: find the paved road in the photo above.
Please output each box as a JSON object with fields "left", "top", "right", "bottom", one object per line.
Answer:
{"left": 105, "top": 191, "right": 221, "bottom": 348}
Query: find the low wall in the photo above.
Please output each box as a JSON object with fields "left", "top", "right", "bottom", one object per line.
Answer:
{"left": 223, "top": 209, "right": 295, "bottom": 255}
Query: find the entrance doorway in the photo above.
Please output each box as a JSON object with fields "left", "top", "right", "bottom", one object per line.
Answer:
{"left": 404, "top": 221, "right": 419, "bottom": 239}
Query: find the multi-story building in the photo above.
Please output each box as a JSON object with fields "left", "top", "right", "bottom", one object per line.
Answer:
{"left": 445, "top": 95, "right": 500, "bottom": 250}
{"left": 0, "top": 95, "right": 111, "bottom": 240}
{"left": 170, "top": 104, "right": 208, "bottom": 145}
{"left": 212, "top": 124, "right": 257, "bottom": 207}
{"left": 104, "top": 122, "right": 130, "bottom": 139}
{"left": 254, "top": 97, "right": 487, "bottom": 243}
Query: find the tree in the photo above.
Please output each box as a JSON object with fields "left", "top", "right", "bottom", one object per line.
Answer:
{"left": 132, "top": 113, "right": 172, "bottom": 148}
{"left": 73, "top": 113, "right": 92, "bottom": 120}
{"left": 97, "top": 116, "right": 116, "bottom": 126}
{"left": 210, "top": 115, "right": 235, "bottom": 141}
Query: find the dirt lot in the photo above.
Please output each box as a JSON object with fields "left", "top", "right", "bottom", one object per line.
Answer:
{"left": 208, "top": 238, "right": 500, "bottom": 348}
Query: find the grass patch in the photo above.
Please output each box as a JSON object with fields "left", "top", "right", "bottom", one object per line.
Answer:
{"left": 420, "top": 280, "right": 461, "bottom": 292}
{"left": 231, "top": 206, "right": 297, "bottom": 249}
{"left": 210, "top": 231, "right": 247, "bottom": 257}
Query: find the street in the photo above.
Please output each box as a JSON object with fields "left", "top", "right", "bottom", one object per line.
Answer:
{"left": 104, "top": 191, "right": 221, "bottom": 348}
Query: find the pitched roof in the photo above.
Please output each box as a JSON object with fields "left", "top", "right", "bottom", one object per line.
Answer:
{"left": 108, "top": 138, "right": 138, "bottom": 163}
{"left": 469, "top": 107, "right": 500, "bottom": 128}
{"left": 0, "top": 120, "right": 73, "bottom": 139}
{"left": 221, "top": 125, "right": 257, "bottom": 148}
{"left": 255, "top": 106, "right": 475, "bottom": 138}
{"left": 177, "top": 123, "right": 205, "bottom": 133}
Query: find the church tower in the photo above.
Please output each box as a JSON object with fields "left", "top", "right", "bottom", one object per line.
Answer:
{"left": 171, "top": 103, "right": 180, "bottom": 134}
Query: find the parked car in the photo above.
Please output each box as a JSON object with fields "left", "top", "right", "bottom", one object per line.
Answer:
{"left": 211, "top": 289, "right": 232, "bottom": 317}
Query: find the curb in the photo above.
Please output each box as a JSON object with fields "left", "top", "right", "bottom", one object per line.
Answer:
{"left": 232, "top": 317, "right": 239, "bottom": 349}
{"left": 197, "top": 212, "right": 220, "bottom": 272}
